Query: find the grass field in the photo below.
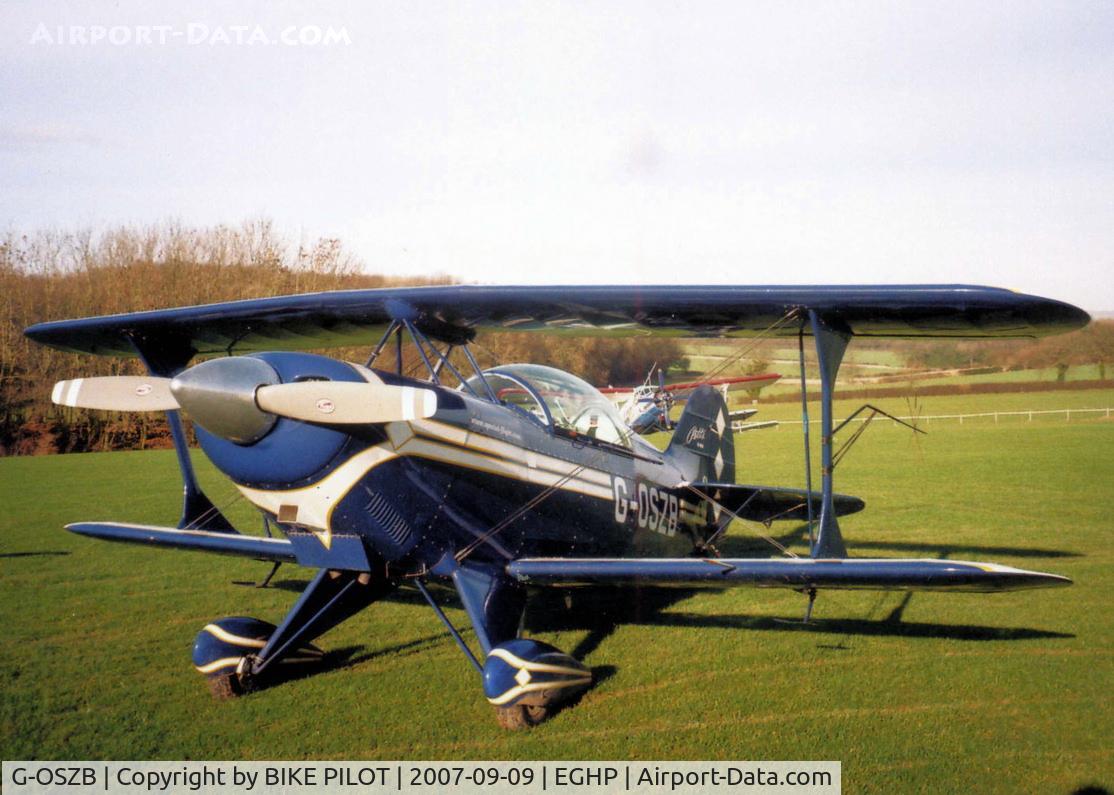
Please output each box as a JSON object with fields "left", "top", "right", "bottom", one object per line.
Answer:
{"left": 743, "top": 387, "right": 1114, "bottom": 423}
{"left": 1, "top": 389, "right": 1111, "bottom": 793}
{"left": 681, "top": 342, "right": 909, "bottom": 369}
{"left": 678, "top": 338, "right": 1111, "bottom": 395}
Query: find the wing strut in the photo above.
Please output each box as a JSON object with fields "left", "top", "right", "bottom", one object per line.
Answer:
{"left": 365, "top": 304, "right": 496, "bottom": 401}
{"left": 127, "top": 334, "right": 235, "bottom": 532}
{"left": 798, "top": 320, "right": 927, "bottom": 559}
{"left": 414, "top": 579, "right": 483, "bottom": 674}
{"left": 798, "top": 328, "right": 815, "bottom": 552}
{"left": 808, "top": 310, "right": 851, "bottom": 559}
{"left": 832, "top": 404, "right": 925, "bottom": 470}
{"left": 364, "top": 319, "right": 402, "bottom": 368}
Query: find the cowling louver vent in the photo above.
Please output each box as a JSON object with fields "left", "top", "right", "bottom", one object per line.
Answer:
{"left": 365, "top": 490, "right": 412, "bottom": 547}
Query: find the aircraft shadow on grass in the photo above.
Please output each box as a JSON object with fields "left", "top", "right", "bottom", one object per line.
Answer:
{"left": 246, "top": 580, "right": 620, "bottom": 709}
{"left": 715, "top": 523, "right": 1081, "bottom": 560}
{"left": 0, "top": 550, "right": 71, "bottom": 558}
{"left": 523, "top": 516, "right": 1079, "bottom": 655}
{"left": 520, "top": 583, "right": 1073, "bottom": 663}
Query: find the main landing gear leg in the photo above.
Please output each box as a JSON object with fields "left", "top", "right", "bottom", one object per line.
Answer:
{"left": 192, "top": 566, "right": 395, "bottom": 698}
{"left": 450, "top": 563, "right": 592, "bottom": 729}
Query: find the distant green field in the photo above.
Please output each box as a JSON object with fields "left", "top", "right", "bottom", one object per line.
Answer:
{"left": 747, "top": 387, "right": 1114, "bottom": 424}
{"left": 681, "top": 342, "right": 907, "bottom": 369}
{"left": 1, "top": 388, "right": 1110, "bottom": 793}
{"left": 891, "top": 364, "right": 1107, "bottom": 389}
{"left": 681, "top": 336, "right": 1110, "bottom": 396}
{"left": 756, "top": 371, "right": 1113, "bottom": 401}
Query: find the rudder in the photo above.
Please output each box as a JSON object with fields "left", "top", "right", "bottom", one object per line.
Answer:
{"left": 665, "top": 385, "right": 735, "bottom": 483}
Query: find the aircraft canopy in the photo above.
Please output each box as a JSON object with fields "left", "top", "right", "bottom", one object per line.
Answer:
{"left": 467, "top": 364, "right": 632, "bottom": 446}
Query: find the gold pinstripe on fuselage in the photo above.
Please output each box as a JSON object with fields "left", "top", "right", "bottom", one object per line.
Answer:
{"left": 231, "top": 395, "right": 710, "bottom": 554}
{"left": 235, "top": 416, "right": 625, "bottom": 540}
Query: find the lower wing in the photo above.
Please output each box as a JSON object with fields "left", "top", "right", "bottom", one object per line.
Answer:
{"left": 506, "top": 557, "right": 1070, "bottom": 592}
{"left": 65, "top": 522, "right": 370, "bottom": 570}
{"left": 67, "top": 522, "right": 295, "bottom": 561}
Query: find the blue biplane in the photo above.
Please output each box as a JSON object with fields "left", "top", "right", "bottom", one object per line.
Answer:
{"left": 25, "top": 285, "right": 1086, "bottom": 727}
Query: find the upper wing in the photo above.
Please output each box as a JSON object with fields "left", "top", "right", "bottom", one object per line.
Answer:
{"left": 25, "top": 284, "right": 1088, "bottom": 358}
{"left": 506, "top": 557, "right": 1071, "bottom": 592}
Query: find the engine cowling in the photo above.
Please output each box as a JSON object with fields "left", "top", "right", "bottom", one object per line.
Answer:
{"left": 190, "top": 352, "right": 366, "bottom": 488}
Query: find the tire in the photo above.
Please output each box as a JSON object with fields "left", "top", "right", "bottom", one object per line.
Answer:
{"left": 207, "top": 673, "right": 243, "bottom": 700}
{"left": 495, "top": 704, "right": 549, "bottom": 730}
{"left": 206, "top": 657, "right": 256, "bottom": 700}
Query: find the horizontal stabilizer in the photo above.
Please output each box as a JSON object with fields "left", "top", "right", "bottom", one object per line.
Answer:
{"left": 732, "top": 420, "right": 778, "bottom": 433}
{"left": 507, "top": 557, "right": 1071, "bottom": 592}
{"left": 687, "top": 482, "right": 865, "bottom": 523}
{"left": 67, "top": 522, "right": 296, "bottom": 562}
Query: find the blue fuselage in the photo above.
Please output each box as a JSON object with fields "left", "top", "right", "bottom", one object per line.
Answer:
{"left": 193, "top": 353, "right": 708, "bottom": 574}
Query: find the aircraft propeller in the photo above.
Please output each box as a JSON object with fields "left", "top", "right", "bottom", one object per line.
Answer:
{"left": 656, "top": 366, "right": 676, "bottom": 430}
{"left": 51, "top": 376, "right": 179, "bottom": 412}
{"left": 51, "top": 357, "right": 438, "bottom": 443}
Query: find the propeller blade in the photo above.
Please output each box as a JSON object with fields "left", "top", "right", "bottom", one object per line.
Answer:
{"left": 255, "top": 381, "right": 438, "bottom": 425}
{"left": 51, "top": 376, "right": 178, "bottom": 411}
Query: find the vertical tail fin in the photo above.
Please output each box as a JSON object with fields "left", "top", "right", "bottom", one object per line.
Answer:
{"left": 665, "top": 385, "right": 735, "bottom": 483}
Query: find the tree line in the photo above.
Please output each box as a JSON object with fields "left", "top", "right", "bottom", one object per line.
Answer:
{"left": 0, "top": 221, "right": 684, "bottom": 455}
{"left": 877, "top": 323, "right": 1114, "bottom": 379}
{"left": 7, "top": 219, "right": 1101, "bottom": 456}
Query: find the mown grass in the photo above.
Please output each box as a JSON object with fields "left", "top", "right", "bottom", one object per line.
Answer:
{"left": 681, "top": 343, "right": 907, "bottom": 369}
{"left": 1, "top": 389, "right": 1111, "bottom": 793}
{"left": 681, "top": 335, "right": 1110, "bottom": 395}
{"left": 890, "top": 364, "right": 1107, "bottom": 387}
{"left": 757, "top": 368, "right": 1111, "bottom": 399}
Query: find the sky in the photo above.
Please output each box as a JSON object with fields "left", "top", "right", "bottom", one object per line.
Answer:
{"left": 2, "top": 1, "right": 1112, "bottom": 310}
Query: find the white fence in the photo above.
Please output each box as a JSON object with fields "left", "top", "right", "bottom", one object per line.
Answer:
{"left": 774, "top": 407, "right": 1114, "bottom": 427}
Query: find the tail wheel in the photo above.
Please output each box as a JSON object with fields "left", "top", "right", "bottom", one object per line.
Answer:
{"left": 495, "top": 704, "right": 549, "bottom": 730}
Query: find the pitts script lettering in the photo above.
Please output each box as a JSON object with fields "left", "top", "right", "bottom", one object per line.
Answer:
{"left": 684, "top": 426, "right": 707, "bottom": 444}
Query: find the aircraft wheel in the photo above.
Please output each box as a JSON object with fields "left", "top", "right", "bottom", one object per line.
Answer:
{"left": 495, "top": 704, "right": 549, "bottom": 730}
{"left": 205, "top": 656, "right": 257, "bottom": 700}
{"left": 207, "top": 672, "right": 242, "bottom": 700}
{"left": 484, "top": 639, "right": 591, "bottom": 729}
